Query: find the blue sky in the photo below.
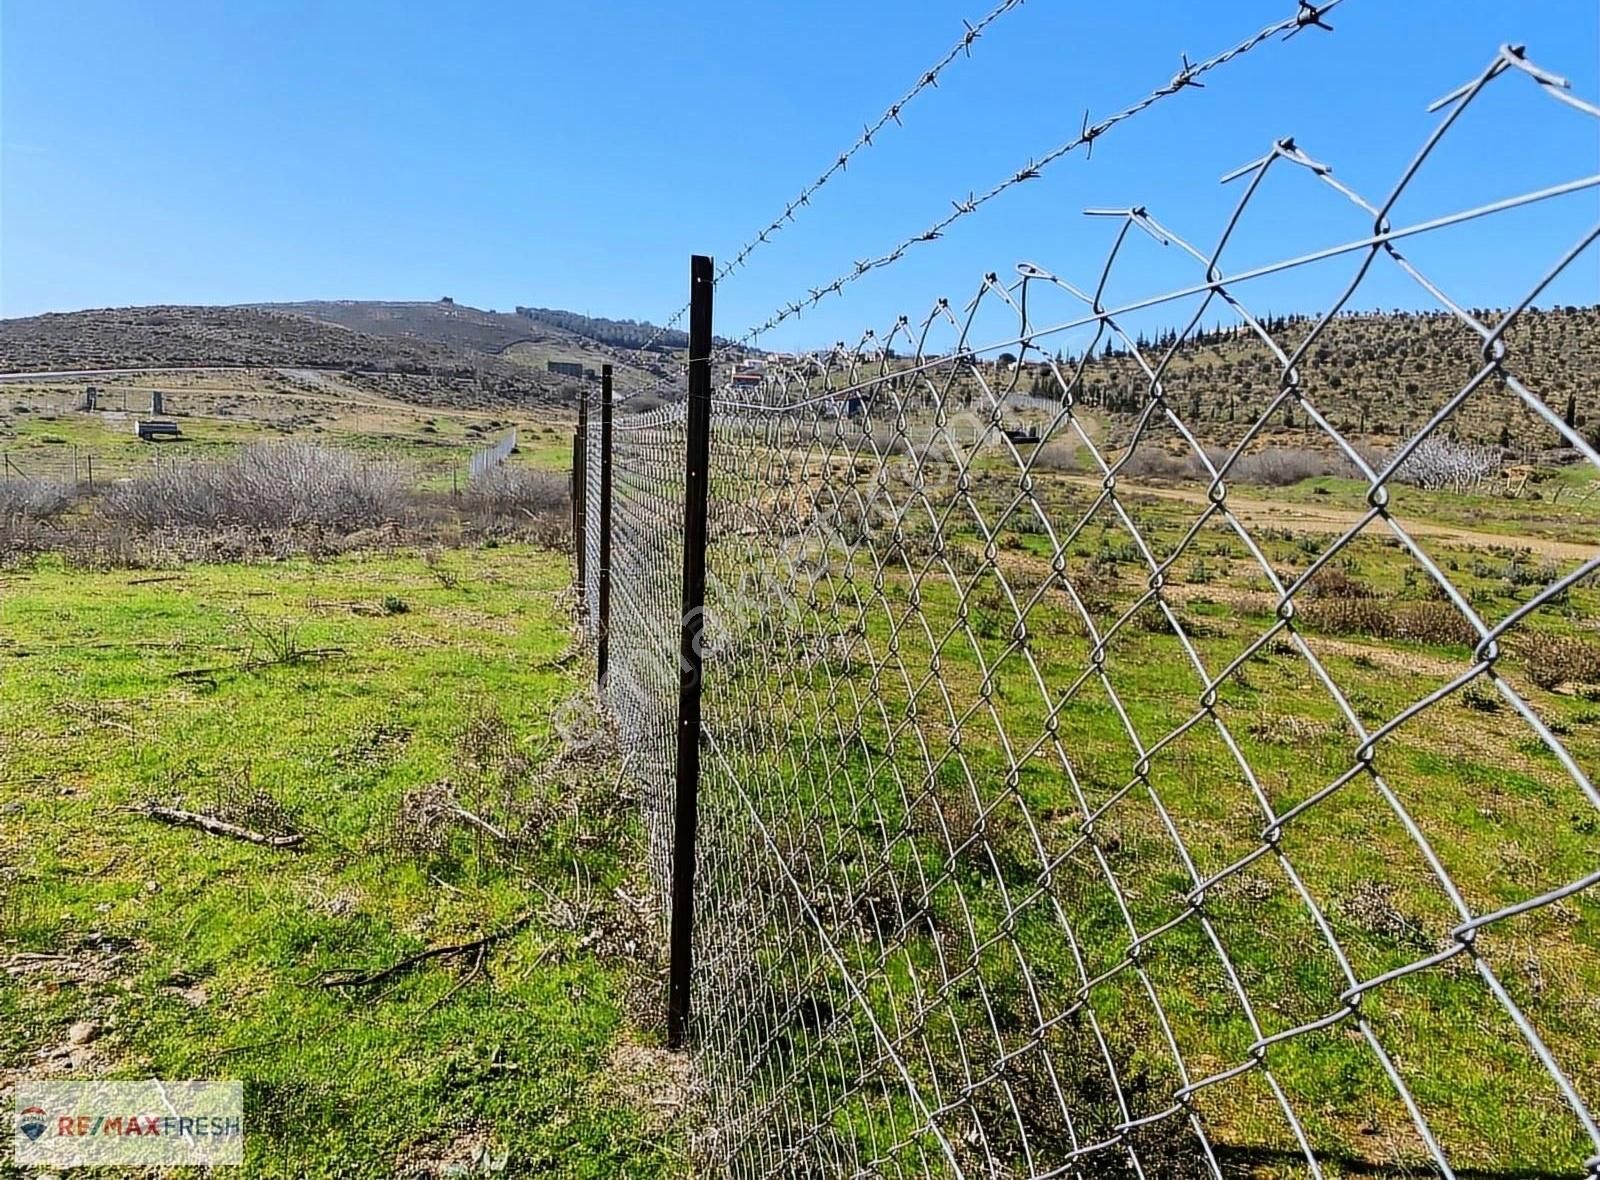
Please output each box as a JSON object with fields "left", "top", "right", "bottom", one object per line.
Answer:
{"left": 2, "top": 0, "right": 1596, "bottom": 354}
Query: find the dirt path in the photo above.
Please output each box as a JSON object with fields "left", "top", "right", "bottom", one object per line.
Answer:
{"left": 1075, "top": 478, "right": 1600, "bottom": 563}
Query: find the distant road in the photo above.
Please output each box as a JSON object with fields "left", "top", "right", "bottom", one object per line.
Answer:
{"left": 0, "top": 365, "right": 265, "bottom": 382}
{"left": 0, "top": 364, "right": 567, "bottom": 421}
{"left": 0, "top": 364, "right": 404, "bottom": 383}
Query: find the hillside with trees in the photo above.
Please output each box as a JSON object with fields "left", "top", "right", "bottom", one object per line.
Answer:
{"left": 1019, "top": 305, "right": 1600, "bottom": 452}
{"left": 513, "top": 306, "right": 689, "bottom": 352}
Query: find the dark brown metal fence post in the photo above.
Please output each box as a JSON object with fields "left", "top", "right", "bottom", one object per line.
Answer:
{"left": 667, "top": 255, "right": 713, "bottom": 1049}
{"left": 596, "top": 364, "right": 614, "bottom": 686}
{"left": 575, "top": 383, "right": 589, "bottom": 595}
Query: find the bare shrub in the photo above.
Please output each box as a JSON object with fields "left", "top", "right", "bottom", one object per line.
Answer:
{"left": 0, "top": 477, "right": 75, "bottom": 520}
{"left": 1228, "top": 447, "right": 1344, "bottom": 486}
{"left": 1299, "top": 596, "right": 1477, "bottom": 647}
{"left": 1303, "top": 565, "right": 1374, "bottom": 599}
{"left": 1512, "top": 632, "right": 1600, "bottom": 691}
{"left": 467, "top": 464, "right": 567, "bottom": 516}
{"left": 1392, "top": 436, "right": 1501, "bottom": 492}
{"left": 208, "top": 765, "right": 301, "bottom": 838}
{"left": 1028, "top": 439, "right": 1083, "bottom": 472}
{"left": 105, "top": 441, "right": 409, "bottom": 530}
{"left": 1111, "top": 444, "right": 1355, "bottom": 488}
{"left": 460, "top": 465, "right": 570, "bottom": 548}
{"left": 1116, "top": 447, "right": 1194, "bottom": 482}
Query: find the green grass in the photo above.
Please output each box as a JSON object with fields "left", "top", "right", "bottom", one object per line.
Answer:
{"left": 2, "top": 383, "right": 579, "bottom": 489}
{"left": 0, "top": 546, "right": 683, "bottom": 1178}
{"left": 697, "top": 453, "right": 1600, "bottom": 1176}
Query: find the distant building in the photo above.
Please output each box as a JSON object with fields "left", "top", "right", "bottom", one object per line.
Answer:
{"left": 547, "top": 361, "right": 587, "bottom": 378}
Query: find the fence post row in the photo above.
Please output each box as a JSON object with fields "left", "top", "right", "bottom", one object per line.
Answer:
{"left": 575, "top": 382, "right": 589, "bottom": 596}
{"left": 667, "top": 255, "right": 714, "bottom": 1049}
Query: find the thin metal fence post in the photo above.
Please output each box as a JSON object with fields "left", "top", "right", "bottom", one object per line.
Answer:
{"left": 597, "top": 364, "right": 614, "bottom": 686}
{"left": 667, "top": 255, "right": 713, "bottom": 1049}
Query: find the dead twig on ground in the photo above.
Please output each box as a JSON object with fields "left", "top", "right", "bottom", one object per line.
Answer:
{"left": 128, "top": 804, "right": 305, "bottom": 850}
{"left": 319, "top": 910, "right": 535, "bottom": 989}
{"left": 447, "top": 801, "right": 508, "bottom": 843}
{"left": 172, "top": 647, "right": 346, "bottom": 681}
{"left": 535, "top": 645, "right": 581, "bottom": 670}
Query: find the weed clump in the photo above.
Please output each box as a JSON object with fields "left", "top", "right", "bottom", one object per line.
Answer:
{"left": 1512, "top": 632, "right": 1600, "bottom": 691}
{"left": 106, "top": 441, "right": 408, "bottom": 529}
{"left": 1298, "top": 596, "right": 1477, "bottom": 647}
{"left": 0, "top": 477, "right": 76, "bottom": 520}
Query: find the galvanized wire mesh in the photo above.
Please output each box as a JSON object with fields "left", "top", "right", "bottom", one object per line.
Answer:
{"left": 468, "top": 427, "right": 517, "bottom": 478}
{"left": 607, "top": 402, "right": 691, "bottom": 900}
{"left": 593, "top": 44, "right": 1600, "bottom": 1180}
{"left": 584, "top": 411, "right": 605, "bottom": 632}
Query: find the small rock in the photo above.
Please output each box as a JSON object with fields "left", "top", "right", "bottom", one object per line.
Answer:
{"left": 0, "top": 801, "right": 22, "bottom": 815}
{"left": 67, "top": 1021, "right": 99, "bottom": 1046}
{"left": 163, "top": 984, "right": 208, "bottom": 1008}
{"left": 143, "top": 880, "right": 160, "bottom": 894}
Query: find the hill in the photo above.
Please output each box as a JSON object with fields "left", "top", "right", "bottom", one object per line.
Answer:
{"left": 0, "top": 304, "right": 476, "bottom": 374}
{"left": 1020, "top": 304, "right": 1600, "bottom": 452}
{"left": 0, "top": 300, "right": 681, "bottom": 407}
{"left": 253, "top": 300, "right": 561, "bottom": 356}
{"left": 256, "top": 300, "right": 682, "bottom": 389}
{"left": 513, "top": 306, "right": 689, "bottom": 352}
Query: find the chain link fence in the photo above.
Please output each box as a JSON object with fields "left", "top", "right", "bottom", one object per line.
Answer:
{"left": 582, "top": 42, "right": 1600, "bottom": 1180}
{"left": 468, "top": 427, "right": 518, "bottom": 479}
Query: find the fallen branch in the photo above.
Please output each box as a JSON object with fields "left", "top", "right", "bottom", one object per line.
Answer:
{"left": 319, "top": 910, "right": 535, "bottom": 989}
{"left": 172, "top": 648, "right": 346, "bottom": 681}
{"left": 420, "top": 943, "right": 487, "bottom": 1015}
{"left": 448, "top": 802, "right": 508, "bottom": 843}
{"left": 129, "top": 804, "right": 305, "bottom": 850}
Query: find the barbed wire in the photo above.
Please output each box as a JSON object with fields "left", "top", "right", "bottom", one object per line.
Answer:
{"left": 612, "top": 0, "right": 1345, "bottom": 413}
{"left": 626, "top": 0, "right": 1034, "bottom": 363}
{"left": 587, "top": 37, "right": 1600, "bottom": 1180}
{"left": 733, "top": 0, "right": 1344, "bottom": 348}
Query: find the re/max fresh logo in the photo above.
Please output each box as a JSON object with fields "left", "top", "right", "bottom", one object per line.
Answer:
{"left": 13, "top": 1081, "right": 244, "bottom": 1166}
{"left": 16, "top": 1111, "right": 242, "bottom": 1139}
{"left": 16, "top": 1107, "right": 46, "bottom": 1143}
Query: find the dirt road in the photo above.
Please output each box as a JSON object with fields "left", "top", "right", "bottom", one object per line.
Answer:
{"left": 1072, "top": 478, "right": 1600, "bottom": 563}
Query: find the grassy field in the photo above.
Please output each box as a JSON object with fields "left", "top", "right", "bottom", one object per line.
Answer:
{"left": 1, "top": 372, "right": 577, "bottom": 488}
{"left": 693, "top": 420, "right": 1600, "bottom": 1177}
{"left": 3, "top": 383, "right": 1596, "bottom": 1176}
{"left": 0, "top": 546, "right": 684, "bottom": 1178}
